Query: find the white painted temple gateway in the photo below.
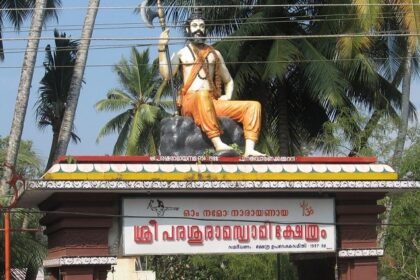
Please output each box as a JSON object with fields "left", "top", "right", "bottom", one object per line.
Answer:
{"left": 18, "top": 155, "right": 419, "bottom": 280}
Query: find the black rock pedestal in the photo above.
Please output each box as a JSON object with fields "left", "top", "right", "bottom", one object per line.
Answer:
{"left": 159, "top": 116, "right": 245, "bottom": 156}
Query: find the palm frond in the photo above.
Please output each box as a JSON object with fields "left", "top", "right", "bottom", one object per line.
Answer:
{"left": 95, "top": 89, "right": 132, "bottom": 112}
{"left": 263, "top": 39, "right": 301, "bottom": 80}
{"left": 126, "top": 109, "right": 144, "bottom": 155}
{"left": 299, "top": 39, "right": 351, "bottom": 114}
{"left": 393, "top": 0, "right": 420, "bottom": 51}
{"left": 35, "top": 28, "right": 79, "bottom": 160}
{"left": 0, "top": 0, "right": 31, "bottom": 30}
{"left": 96, "top": 111, "right": 131, "bottom": 142}
{"left": 141, "top": 104, "right": 160, "bottom": 125}
{"left": 113, "top": 120, "right": 131, "bottom": 155}
{"left": 0, "top": 29, "right": 4, "bottom": 61}
{"left": 352, "top": 0, "right": 382, "bottom": 32}
{"left": 70, "top": 132, "right": 81, "bottom": 144}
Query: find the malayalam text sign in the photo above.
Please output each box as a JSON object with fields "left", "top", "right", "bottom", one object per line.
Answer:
{"left": 122, "top": 198, "right": 335, "bottom": 255}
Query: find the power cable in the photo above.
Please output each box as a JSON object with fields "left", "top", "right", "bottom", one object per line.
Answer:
{"left": 0, "top": 16, "right": 412, "bottom": 35}
{"left": 2, "top": 31, "right": 420, "bottom": 42}
{"left": 0, "top": 56, "right": 417, "bottom": 69}
{"left": 1, "top": 24, "right": 419, "bottom": 55}
{"left": 2, "top": 3, "right": 420, "bottom": 12}
{"left": 3, "top": 208, "right": 420, "bottom": 227}
{"left": 0, "top": 56, "right": 416, "bottom": 70}
{"left": 3, "top": 28, "right": 419, "bottom": 55}
{"left": 3, "top": 9, "right": 420, "bottom": 32}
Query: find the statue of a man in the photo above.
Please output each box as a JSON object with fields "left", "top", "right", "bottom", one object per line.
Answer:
{"left": 158, "top": 9, "right": 264, "bottom": 156}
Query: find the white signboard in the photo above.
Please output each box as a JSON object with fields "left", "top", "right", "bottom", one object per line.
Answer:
{"left": 122, "top": 198, "right": 335, "bottom": 255}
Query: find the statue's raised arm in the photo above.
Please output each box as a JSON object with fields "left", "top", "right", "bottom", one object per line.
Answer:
{"left": 158, "top": 29, "right": 181, "bottom": 80}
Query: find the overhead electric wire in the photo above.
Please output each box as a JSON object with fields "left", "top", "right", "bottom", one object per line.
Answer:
{"left": 2, "top": 2, "right": 420, "bottom": 12}
{"left": 2, "top": 24, "right": 420, "bottom": 55}
{"left": 1, "top": 32, "right": 420, "bottom": 48}
{"left": 0, "top": 56, "right": 418, "bottom": 70}
{"left": 4, "top": 25, "right": 419, "bottom": 53}
{"left": 0, "top": 15, "right": 414, "bottom": 34}
{"left": 3, "top": 8, "right": 420, "bottom": 33}
{"left": 2, "top": 208, "right": 420, "bottom": 228}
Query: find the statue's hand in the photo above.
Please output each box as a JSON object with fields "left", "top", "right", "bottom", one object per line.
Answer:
{"left": 159, "top": 29, "right": 170, "bottom": 50}
{"left": 218, "top": 94, "right": 232, "bottom": 101}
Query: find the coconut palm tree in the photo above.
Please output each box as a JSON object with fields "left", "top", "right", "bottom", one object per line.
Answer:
{"left": 2, "top": 0, "right": 61, "bottom": 197}
{"left": 53, "top": 0, "right": 100, "bottom": 162}
{"left": 35, "top": 29, "right": 81, "bottom": 171}
{"left": 0, "top": 0, "right": 61, "bottom": 179}
{"left": 96, "top": 48, "right": 170, "bottom": 155}
{"left": 2, "top": 4, "right": 60, "bottom": 279}
{"left": 388, "top": 0, "right": 420, "bottom": 164}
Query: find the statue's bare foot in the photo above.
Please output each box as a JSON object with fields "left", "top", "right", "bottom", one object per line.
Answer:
{"left": 215, "top": 142, "right": 234, "bottom": 151}
{"left": 211, "top": 137, "right": 234, "bottom": 152}
{"left": 243, "top": 149, "right": 266, "bottom": 157}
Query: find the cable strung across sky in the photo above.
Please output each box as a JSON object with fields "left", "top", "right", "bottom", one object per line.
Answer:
{"left": 5, "top": 208, "right": 420, "bottom": 228}
{"left": 2, "top": 32, "right": 420, "bottom": 42}
{"left": 2, "top": 2, "right": 420, "bottom": 11}
{"left": 3, "top": 12, "right": 420, "bottom": 33}
{"left": 0, "top": 56, "right": 418, "bottom": 69}
{"left": 2, "top": 8, "right": 420, "bottom": 33}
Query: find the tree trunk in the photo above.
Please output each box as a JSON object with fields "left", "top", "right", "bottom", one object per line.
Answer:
{"left": 53, "top": 0, "right": 100, "bottom": 162}
{"left": 393, "top": 50, "right": 412, "bottom": 167}
{"left": 278, "top": 88, "right": 290, "bottom": 156}
{"left": 24, "top": 263, "right": 39, "bottom": 280}
{"left": 45, "top": 129, "right": 59, "bottom": 172}
{"left": 1, "top": 0, "right": 47, "bottom": 195}
{"left": 349, "top": 109, "right": 382, "bottom": 156}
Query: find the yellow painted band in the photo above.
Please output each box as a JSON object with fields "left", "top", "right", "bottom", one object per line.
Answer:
{"left": 43, "top": 172, "right": 398, "bottom": 181}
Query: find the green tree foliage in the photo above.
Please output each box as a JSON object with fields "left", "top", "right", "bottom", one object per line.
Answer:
{"left": 313, "top": 109, "right": 399, "bottom": 159}
{"left": 0, "top": 136, "right": 46, "bottom": 280}
{"left": 191, "top": 254, "right": 296, "bottom": 280}
{"left": 0, "top": 210, "right": 46, "bottom": 280}
{"left": 143, "top": 254, "right": 297, "bottom": 280}
{"left": 0, "top": 136, "right": 42, "bottom": 178}
{"left": 35, "top": 29, "right": 80, "bottom": 170}
{"left": 380, "top": 191, "right": 420, "bottom": 280}
{"left": 145, "top": 0, "right": 414, "bottom": 157}
{"left": 299, "top": 110, "right": 420, "bottom": 280}
{"left": 96, "top": 48, "right": 170, "bottom": 155}
{"left": 389, "top": 0, "right": 420, "bottom": 164}
{"left": 379, "top": 133, "right": 420, "bottom": 280}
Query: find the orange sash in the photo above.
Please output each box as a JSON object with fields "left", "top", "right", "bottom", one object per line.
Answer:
{"left": 177, "top": 46, "right": 214, "bottom": 108}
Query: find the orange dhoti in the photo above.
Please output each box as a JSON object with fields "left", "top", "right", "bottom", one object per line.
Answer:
{"left": 181, "top": 90, "right": 261, "bottom": 142}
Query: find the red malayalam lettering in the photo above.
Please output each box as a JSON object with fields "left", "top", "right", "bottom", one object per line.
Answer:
{"left": 134, "top": 219, "right": 158, "bottom": 244}
{"left": 188, "top": 226, "right": 203, "bottom": 245}
{"left": 183, "top": 209, "right": 200, "bottom": 217}
{"left": 305, "top": 224, "right": 320, "bottom": 241}
{"left": 133, "top": 222, "right": 329, "bottom": 246}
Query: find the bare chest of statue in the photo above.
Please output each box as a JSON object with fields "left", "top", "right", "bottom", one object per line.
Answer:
{"left": 178, "top": 45, "right": 216, "bottom": 91}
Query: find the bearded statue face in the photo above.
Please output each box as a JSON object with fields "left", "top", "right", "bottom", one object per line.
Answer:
{"left": 187, "top": 18, "right": 206, "bottom": 44}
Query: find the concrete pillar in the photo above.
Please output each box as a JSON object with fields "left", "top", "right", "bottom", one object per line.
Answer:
{"left": 40, "top": 193, "right": 118, "bottom": 280}
{"left": 336, "top": 192, "right": 386, "bottom": 280}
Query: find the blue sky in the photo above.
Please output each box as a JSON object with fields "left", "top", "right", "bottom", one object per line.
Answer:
{"left": 1, "top": 1, "right": 419, "bottom": 163}
{"left": 1, "top": 0, "right": 165, "bottom": 162}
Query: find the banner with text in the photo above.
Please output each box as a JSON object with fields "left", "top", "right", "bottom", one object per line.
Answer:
{"left": 122, "top": 198, "right": 335, "bottom": 255}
